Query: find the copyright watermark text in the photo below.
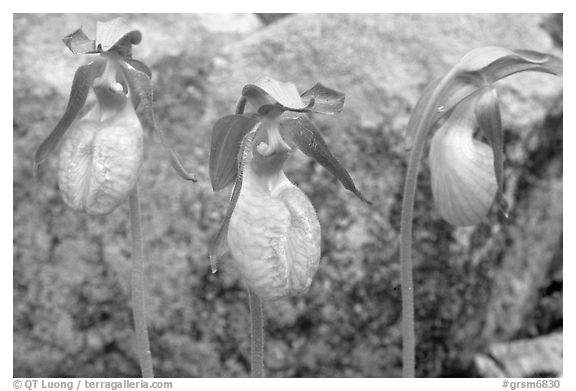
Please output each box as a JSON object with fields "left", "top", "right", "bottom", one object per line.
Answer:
{"left": 502, "top": 379, "right": 561, "bottom": 390}
{"left": 13, "top": 379, "right": 173, "bottom": 391}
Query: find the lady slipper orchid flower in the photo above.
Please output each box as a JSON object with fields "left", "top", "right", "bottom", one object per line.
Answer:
{"left": 34, "top": 18, "right": 195, "bottom": 215}
{"left": 33, "top": 18, "right": 196, "bottom": 378}
{"left": 209, "top": 76, "right": 370, "bottom": 299}
{"left": 209, "top": 77, "right": 370, "bottom": 377}
{"left": 399, "top": 47, "right": 562, "bottom": 377}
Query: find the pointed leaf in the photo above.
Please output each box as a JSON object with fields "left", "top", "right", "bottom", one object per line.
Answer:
{"left": 300, "top": 83, "right": 345, "bottom": 114}
{"left": 243, "top": 76, "right": 308, "bottom": 111}
{"left": 210, "top": 114, "right": 261, "bottom": 191}
{"left": 62, "top": 28, "right": 97, "bottom": 54}
{"left": 120, "top": 63, "right": 197, "bottom": 182}
{"left": 33, "top": 59, "right": 105, "bottom": 175}
{"left": 280, "top": 113, "right": 371, "bottom": 204}
{"left": 96, "top": 18, "right": 142, "bottom": 56}
{"left": 475, "top": 87, "right": 509, "bottom": 219}
{"left": 209, "top": 131, "right": 256, "bottom": 272}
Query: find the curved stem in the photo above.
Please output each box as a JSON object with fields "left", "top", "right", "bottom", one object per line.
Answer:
{"left": 236, "top": 95, "right": 247, "bottom": 115}
{"left": 248, "top": 288, "right": 265, "bottom": 378}
{"left": 399, "top": 140, "right": 424, "bottom": 378}
{"left": 129, "top": 185, "right": 154, "bottom": 378}
{"left": 399, "top": 70, "right": 457, "bottom": 378}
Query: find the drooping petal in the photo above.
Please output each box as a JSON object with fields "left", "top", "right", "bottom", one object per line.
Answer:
{"left": 280, "top": 113, "right": 371, "bottom": 204}
{"left": 34, "top": 59, "right": 106, "bottom": 175}
{"left": 475, "top": 87, "right": 509, "bottom": 219}
{"left": 209, "top": 131, "right": 256, "bottom": 272}
{"left": 120, "top": 62, "right": 197, "bottom": 182}
{"left": 210, "top": 114, "right": 261, "bottom": 191}
{"left": 429, "top": 98, "right": 497, "bottom": 226}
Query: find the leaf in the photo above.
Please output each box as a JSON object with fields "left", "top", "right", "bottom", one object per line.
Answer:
{"left": 62, "top": 28, "right": 97, "bottom": 54}
{"left": 300, "top": 83, "right": 345, "bottom": 115}
{"left": 210, "top": 114, "right": 261, "bottom": 191}
{"left": 475, "top": 87, "right": 509, "bottom": 219}
{"left": 280, "top": 113, "right": 371, "bottom": 204}
{"left": 120, "top": 62, "right": 197, "bottom": 182}
{"left": 96, "top": 18, "right": 142, "bottom": 56}
{"left": 33, "top": 59, "right": 105, "bottom": 176}
{"left": 209, "top": 131, "right": 256, "bottom": 272}
{"left": 243, "top": 76, "right": 308, "bottom": 111}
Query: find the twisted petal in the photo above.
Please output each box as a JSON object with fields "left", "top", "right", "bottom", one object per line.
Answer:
{"left": 120, "top": 62, "right": 197, "bottom": 181}
{"left": 209, "top": 114, "right": 261, "bottom": 191}
{"left": 62, "top": 28, "right": 97, "bottom": 54}
{"left": 300, "top": 83, "right": 345, "bottom": 115}
{"left": 475, "top": 87, "right": 509, "bottom": 218}
{"left": 280, "top": 113, "right": 371, "bottom": 204}
{"left": 429, "top": 98, "right": 497, "bottom": 226}
{"left": 209, "top": 131, "right": 256, "bottom": 272}
{"left": 34, "top": 59, "right": 106, "bottom": 175}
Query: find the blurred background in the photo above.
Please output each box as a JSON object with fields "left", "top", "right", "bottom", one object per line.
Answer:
{"left": 13, "top": 13, "right": 562, "bottom": 377}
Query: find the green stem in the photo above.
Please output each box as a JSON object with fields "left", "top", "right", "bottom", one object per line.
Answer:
{"left": 248, "top": 288, "right": 265, "bottom": 378}
{"left": 399, "top": 141, "right": 422, "bottom": 378}
{"left": 399, "top": 69, "right": 458, "bottom": 378}
{"left": 236, "top": 96, "right": 247, "bottom": 115}
{"left": 129, "top": 185, "right": 154, "bottom": 378}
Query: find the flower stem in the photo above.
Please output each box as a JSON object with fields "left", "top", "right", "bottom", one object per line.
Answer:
{"left": 236, "top": 96, "right": 247, "bottom": 115}
{"left": 248, "top": 288, "right": 265, "bottom": 377}
{"left": 399, "top": 142, "right": 423, "bottom": 378}
{"left": 129, "top": 185, "right": 154, "bottom": 378}
{"left": 399, "top": 69, "right": 458, "bottom": 378}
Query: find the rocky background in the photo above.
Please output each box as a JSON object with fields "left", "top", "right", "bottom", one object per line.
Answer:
{"left": 13, "top": 13, "right": 563, "bottom": 377}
